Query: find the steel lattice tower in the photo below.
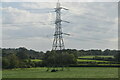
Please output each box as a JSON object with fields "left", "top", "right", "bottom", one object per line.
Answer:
{"left": 52, "top": 1, "right": 69, "bottom": 51}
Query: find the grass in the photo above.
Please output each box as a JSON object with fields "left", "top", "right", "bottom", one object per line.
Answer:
{"left": 79, "top": 55, "right": 114, "bottom": 59}
{"left": 2, "top": 67, "right": 118, "bottom": 78}
{"left": 77, "top": 59, "right": 109, "bottom": 62}
{"left": 99, "top": 56, "right": 114, "bottom": 58}
{"left": 31, "top": 59, "right": 42, "bottom": 62}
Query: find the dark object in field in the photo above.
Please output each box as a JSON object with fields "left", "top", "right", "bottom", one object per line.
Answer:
{"left": 51, "top": 69, "right": 58, "bottom": 72}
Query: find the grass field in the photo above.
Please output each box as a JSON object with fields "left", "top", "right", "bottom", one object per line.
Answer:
{"left": 79, "top": 55, "right": 114, "bottom": 59}
{"left": 2, "top": 67, "right": 118, "bottom": 78}
{"left": 77, "top": 59, "right": 110, "bottom": 62}
{"left": 31, "top": 59, "right": 42, "bottom": 62}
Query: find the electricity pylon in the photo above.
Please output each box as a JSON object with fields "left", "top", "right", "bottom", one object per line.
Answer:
{"left": 52, "top": 1, "right": 69, "bottom": 51}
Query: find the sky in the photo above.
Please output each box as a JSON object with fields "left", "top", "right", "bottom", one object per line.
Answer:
{"left": 0, "top": 2, "right": 118, "bottom": 52}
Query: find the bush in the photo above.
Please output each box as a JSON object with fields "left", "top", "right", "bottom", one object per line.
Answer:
{"left": 2, "top": 54, "right": 20, "bottom": 69}
{"left": 43, "top": 51, "right": 77, "bottom": 67}
{"left": 2, "top": 58, "right": 10, "bottom": 69}
{"left": 114, "top": 52, "right": 120, "bottom": 62}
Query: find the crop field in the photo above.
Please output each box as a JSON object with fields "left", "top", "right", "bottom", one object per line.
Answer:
{"left": 2, "top": 67, "right": 118, "bottom": 78}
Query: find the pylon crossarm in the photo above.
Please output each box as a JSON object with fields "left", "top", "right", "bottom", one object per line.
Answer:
{"left": 62, "top": 7, "right": 69, "bottom": 10}
{"left": 62, "top": 20, "right": 70, "bottom": 23}
{"left": 62, "top": 33, "right": 70, "bottom": 36}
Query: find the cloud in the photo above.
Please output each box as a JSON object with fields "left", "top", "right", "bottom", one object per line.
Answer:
{"left": 1, "top": 0, "right": 119, "bottom": 2}
{"left": 3, "top": 37, "right": 53, "bottom": 51}
{"left": 21, "top": 2, "right": 56, "bottom": 9}
{"left": 62, "top": 2, "right": 118, "bottom": 50}
{"left": 2, "top": 2, "right": 118, "bottom": 51}
{"left": 2, "top": 6, "right": 55, "bottom": 26}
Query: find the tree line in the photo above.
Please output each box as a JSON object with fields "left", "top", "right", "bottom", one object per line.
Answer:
{"left": 1, "top": 47, "right": 119, "bottom": 69}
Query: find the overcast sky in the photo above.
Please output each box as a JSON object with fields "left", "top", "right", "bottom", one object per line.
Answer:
{"left": 1, "top": 2, "right": 118, "bottom": 52}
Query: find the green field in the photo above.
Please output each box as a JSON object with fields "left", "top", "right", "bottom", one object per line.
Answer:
{"left": 2, "top": 67, "right": 118, "bottom": 78}
{"left": 31, "top": 59, "right": 42, "bottom": 62}
{"left": 79, "top": 55, "right": 114, "bottom": 58}
{"left": 77, "top": 59, "right": 109, "bottom": 62}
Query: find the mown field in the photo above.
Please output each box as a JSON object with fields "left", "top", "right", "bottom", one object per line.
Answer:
{"left": 77, "top": 59, "right": 109, "bottom": 62}
{"left": 31, "top": 59, "right": 42, "bottom": 62}
{"left": 79, "top": 55, "right": 114, "bottom": 58}
{"left": 2, "top": 67, "right": 118, "bottom": 78}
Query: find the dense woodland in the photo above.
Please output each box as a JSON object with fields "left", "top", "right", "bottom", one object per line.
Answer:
{"left": 1, "top": 47, "right": 120, "bottom": 69}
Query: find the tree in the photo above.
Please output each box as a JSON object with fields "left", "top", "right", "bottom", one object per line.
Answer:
{"left": 2, "top": 53, "right": 20, "bottom": 69}
{"left": 2, "top": 57, "right": 10, "bottom": 69}
{"left": 8, "top": 53, "right": 20, "bottom": 68}
{"left": 103, "top": 49, "right": 111, "bottom": 55}
{"left": 17, "top": 47, "right": 29, "bottom": 60}
{"left": 43, "top": 51, "right": 77, "bottom": 72}
{"left": 114, "top": 51, "right": 120, "bottom": 62}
